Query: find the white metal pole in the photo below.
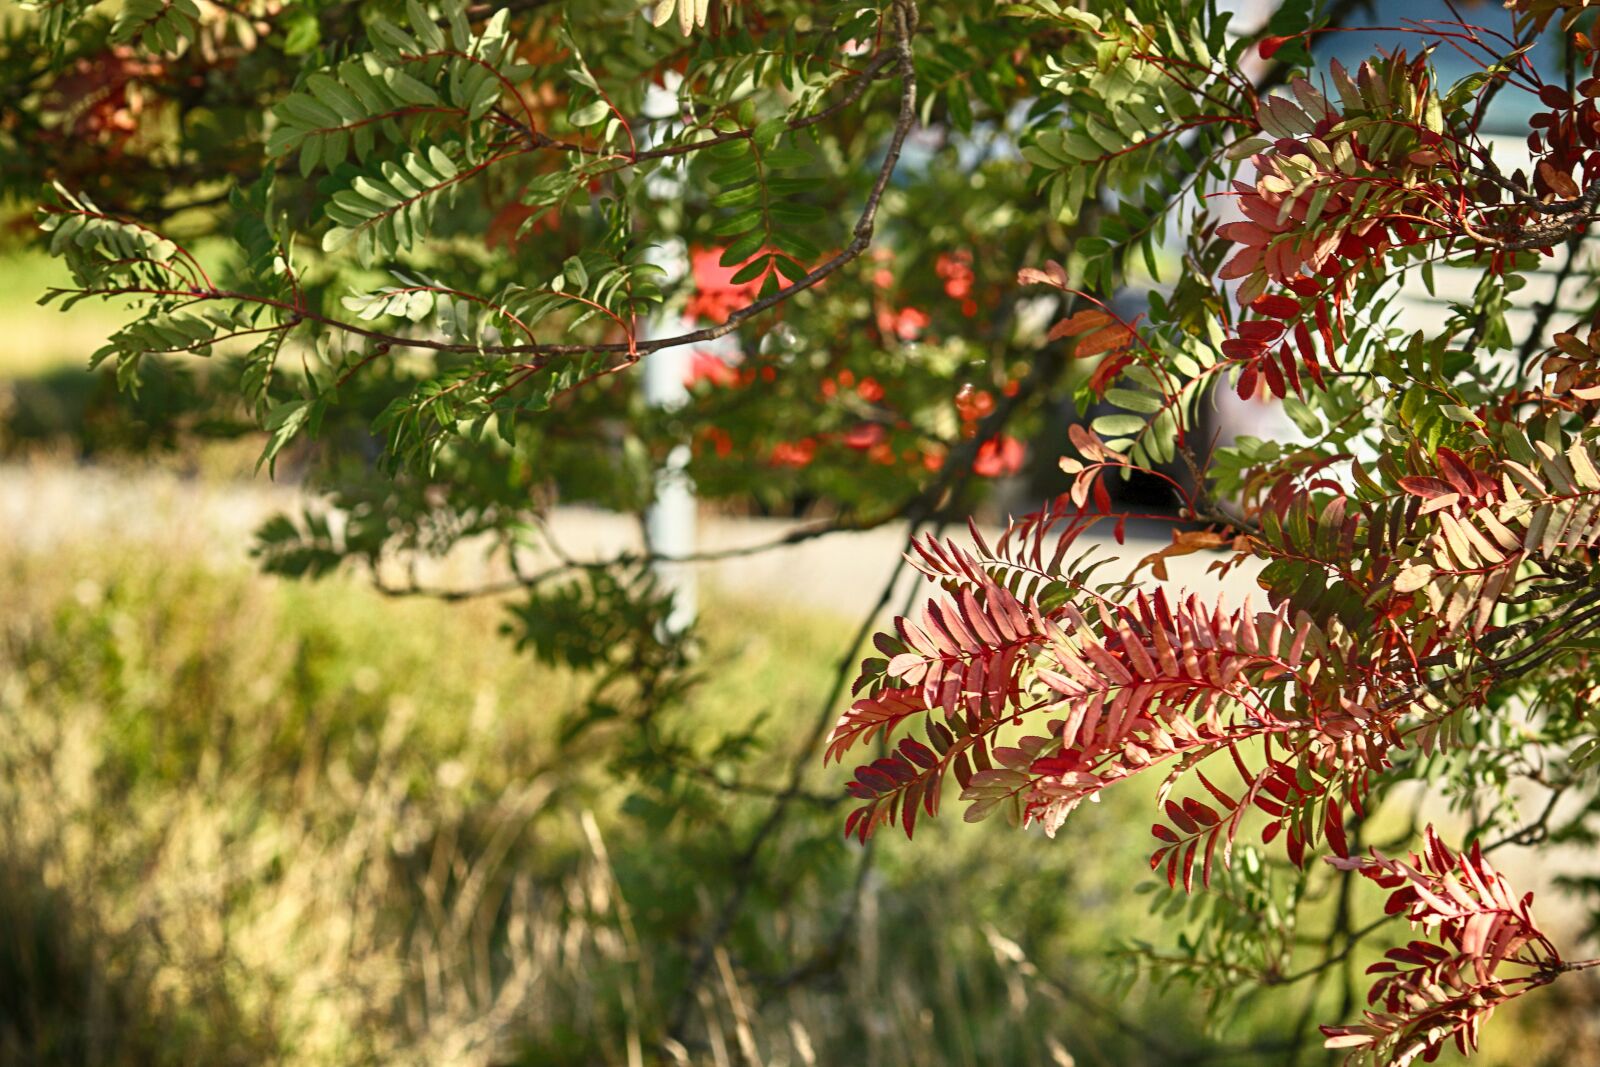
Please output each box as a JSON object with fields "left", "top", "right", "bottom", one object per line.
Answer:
{"left": 640, "top": 82, "right": 697, "bottom": 633}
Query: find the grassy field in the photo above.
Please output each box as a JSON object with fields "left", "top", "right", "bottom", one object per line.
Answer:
{"left": 6, "top": 489, "right": 1593, "bottom": 1066}
{"left": 0, "top": 516, "right": 1176, "bottom": 1066}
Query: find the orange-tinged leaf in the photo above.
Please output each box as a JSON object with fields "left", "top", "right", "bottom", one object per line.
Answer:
{"left": 1218, "top": 220, "right": 1273, "bottom": 248}
{"left": 1017, "top": 260, "right": 1069, "bottom": 289}
{"left": 1219, "top": 245, "right": 1264, "bottom": 280}
{"left": 1072, "top": 323, "right": 1133, "bottom": 357}
{"left": 1538, "top": 160, "right": 1580, "bottom": 198}
{"left": 1047, "top": 308, "right": 1114, "bottom": 341}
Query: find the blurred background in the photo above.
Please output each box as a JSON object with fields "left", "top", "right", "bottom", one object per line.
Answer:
{"left": 0, "top": 238, "right": 1293, "bottom": 1067}
{"left": 4, "top": 0, "right": 1600, "bottom": 1064}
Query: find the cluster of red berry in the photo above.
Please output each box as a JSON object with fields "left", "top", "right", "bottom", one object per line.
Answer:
{"left": 683, "top": 246, "right": 1024, "bottom": 478}
{"left": 936, "top": 251, "right": 979, "bottom": 318}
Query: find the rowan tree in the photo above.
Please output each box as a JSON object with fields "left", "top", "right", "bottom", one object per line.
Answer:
{"left": 16, "top": 0, "right": 1600, "bottom": 1060}
{"left": 828, "top": 3, "right": 1600, "bottom": 1062}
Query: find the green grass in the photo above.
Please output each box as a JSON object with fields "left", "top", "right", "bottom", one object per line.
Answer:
{"left": 0, "top": 467, "right": 1579, "bottom": 1066}
{"left": 0, "top": 521, "right": 1238, "bottom": 1066}
{"left": 0, "top": 248, "right": 128, "bottom": 380}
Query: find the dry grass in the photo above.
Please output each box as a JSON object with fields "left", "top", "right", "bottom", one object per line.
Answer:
{"left": 1, "top": 481, "right": 1589, "bottom": 1066}
{"left": 0, "top": 544, "right": 579, "bottom": 1064}
{"left": 0, "top": 531, "right": 1174, "bottom": 1066}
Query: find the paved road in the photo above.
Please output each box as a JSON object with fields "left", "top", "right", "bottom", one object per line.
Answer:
{"left": 0, "top": 460, "right": 1262, "bottom": 620}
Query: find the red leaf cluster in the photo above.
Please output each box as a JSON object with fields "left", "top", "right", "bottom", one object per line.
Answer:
{"left": 1228, "top": 288, "right": 1332, "bottom": 400}
{"left": 1322, "top": 828, "right": 1565, "bottom": 1064}
{"left": 1218, "top": 66, "right": 1445, "bottom": 397}
{"left": 1221, "top": 68, "right": 1437, "bottom": 302}
{"left": 1523, "top": 50, "right": 1600, "bottom": 202}
{"left": 1051, "top": 307, "right": 1137, "bottom": 395}
{"left": 1397, "top": 447, "right": 1499, "bottom": 517}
